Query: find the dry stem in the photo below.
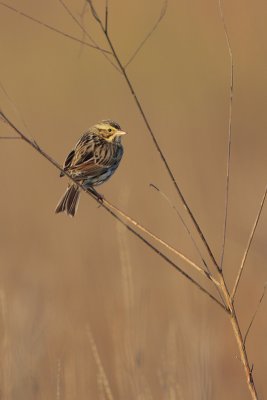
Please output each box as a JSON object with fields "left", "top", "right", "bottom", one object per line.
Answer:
{"left": 150, "top": 183, "right": 226, "bottom": 306}
{"left": 216, "top": 2, "right": 259, "bottom": 397}
{"left": 231, "top": 184, "right": 267, "bottom": 301}
{"left": 124, "top": 0, "right": 168, "bottom": 68}
{"left": 218, "top": 275, "right": 258, "bottom": 399}
{"left": 218, "top": 0, "right": 234, "bottom": 270}
{"left": 244, "top": 284, "right": 266, "bottom": 345}
{"left": 0, "top": 1, "right": 110, "bottom": 53}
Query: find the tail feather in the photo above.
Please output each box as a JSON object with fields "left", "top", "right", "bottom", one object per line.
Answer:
{"left": 55, "top": 185, "right": 80, "bottom": 217}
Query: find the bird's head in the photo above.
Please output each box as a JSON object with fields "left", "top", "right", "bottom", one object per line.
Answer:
{"left": 95, "top": 120, "right": 127, "bottom": 143}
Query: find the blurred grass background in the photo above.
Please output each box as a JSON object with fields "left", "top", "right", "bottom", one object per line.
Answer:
{"left": 0, "top": 0, "right": 267, "bottom": 398}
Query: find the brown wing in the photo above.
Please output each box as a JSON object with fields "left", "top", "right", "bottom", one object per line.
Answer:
{"left": 68, "top": 157, "right": 108, "bottom": 180}
{"left": 68, "top": 135, "right": 110, "bottom": 179}
{"left": 60, "top": 133, "right": 94, "bottom": 177}
{"left": 60, "top": 149, "right": 75, "bottom": 177}
{"left": 61, "top": 133, "right": 119, "bottom": 180}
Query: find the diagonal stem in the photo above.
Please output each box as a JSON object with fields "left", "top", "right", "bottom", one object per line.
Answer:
{"left": 124, "top": 0, "right": 168, "bottom": 69}
{"left": 231, "top": 184, "right": 267, "bottom": 301}
{"left": 105, "top": 197, "right": 221, "bottom": 290}
{"left": 244, "top": 284, "right": 266, "bottom": 345}
{"left": 104, "top": 0, "right": 108, "bottom": 33}
{"left": 218, "top": 0, "right": 234, "bottom": 271}
{"left": 150, "top": 183, "right": 210, "bottom": 271}
{"left": 229, "top": 306, "right": 258, "bottom": 399}
{"left": 58, "top": 0, "right": 120, "bottom": 72}
{"left": 85, "top": 0, "right": 219, "bottom": 271}
{"left": 104, "top": 33, "right": 219, "bottom": 271}
{"left": 0, "top": 136, "right": 21, "bottom": 139}
{"left": 218, "top": 274, "right": 258, "bottom": 400}
{"left": 150, "top": 183, "right": 226, "bottom": 307}
{"left": 0, "top": 1, "right": 110, "bottom": 54}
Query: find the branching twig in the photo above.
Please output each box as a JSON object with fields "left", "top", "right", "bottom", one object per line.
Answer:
{"left": 244, "top": 284, "right": 267, "bottom": 345}
{"left": 124, "top": 0, "right": 168, "bottom": 68}
{"left": 231, "top": 184, "right": 267, "bottom": 301}
{"left": 228, "top": 306, "right": 258, "bottom": 400}
{"left": 218, "top": 0, "right": 234, "bottom": 271}
{"left": 58, "top": 0, "right": 96, "bottom": 45}
{"left": 0, "top": 1, "right": 111, "bottom": 54}
{"left": 58, "top": 0, "right": 120, "bottom": 72}
{"left": 0, "top": 109, "right": 225, "bottom": 310}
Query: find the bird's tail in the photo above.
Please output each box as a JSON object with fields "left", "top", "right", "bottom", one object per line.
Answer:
{"left": 55, "top": 184, "right": 80, "bottom": 217}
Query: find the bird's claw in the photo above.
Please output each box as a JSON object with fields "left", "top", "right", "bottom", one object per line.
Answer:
{"left": 86, "top": 187, "right": 104, "bottom": 205}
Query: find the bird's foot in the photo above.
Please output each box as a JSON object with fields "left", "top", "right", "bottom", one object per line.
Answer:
{"left": 87, "top": 187, "right": 104, "bottom": 204}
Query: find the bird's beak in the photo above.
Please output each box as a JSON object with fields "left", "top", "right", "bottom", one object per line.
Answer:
{"left": 115, "top": 130, "right": 127, "bottom": 136}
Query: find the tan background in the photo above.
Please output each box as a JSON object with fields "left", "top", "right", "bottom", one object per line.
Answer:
{"left": 0, "top": 0, "right": 267, "bottom": 399}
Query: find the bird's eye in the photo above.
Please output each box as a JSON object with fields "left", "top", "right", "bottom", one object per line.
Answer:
{"left": 108, "top": 128, "right": 112, "bottom": 132}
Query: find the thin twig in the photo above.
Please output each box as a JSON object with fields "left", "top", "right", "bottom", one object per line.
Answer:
{"left": 0, "top": 80, "right": 29, "bottom": 131}
{"left": 0, "top": 109, "right": 225, "bottom": 310}
{"left": 231, "top": 184, "right": 267, "bottom": 301}
{"left": 104, "top": 0, "right": 108, "bottom": 33}
{"left": 244, "top": 284, "right": 267, "bottom": 345}
{"left": 150, "top": 183, "right": 208, "bottom": 270}
{"left": 0, "top": 136, "right": 21, "bottom": 139}
{"left": 150, "top": 183, "right": 226, "bottom": 307}
{"left": 58, "top": 0, "right": 96, "bottom": 45}
{"left": 218, "top": 0, "right": 234, "bottom": 271}
{"left": 216, "top": 276, "right": 258, "bottom": 400}
{"left": 77, "top": 2, "right": 89, "bottom": 57}
{"left": 105, "top": 196, "right": 221, "bottom": 289}
{"left": 0, "top": 1, "right": 111, "bottom": 54}
{"left": 79, "top": 0, "right": 88, "bottom": 19}
{"left": 229, "top": 306, "right": 258, "bottom": 400}
{"left": 86, "top": 0, "right": 102, "bottom": 26}
{"left": 216, "top": 3, "right": 259, "bottom": 398}
{"left": 58, "top": 0, "right": 120, "bottom": 72}
{"left": 124, "top": 0, "right": 168, "bottom": 68}
{"left": 104, "top": 204, "right": 224, "bottom": 309}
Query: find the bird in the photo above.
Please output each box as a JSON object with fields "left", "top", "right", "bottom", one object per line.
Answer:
{"left": 55, "top": 120, "right": 126, "bottom": 217}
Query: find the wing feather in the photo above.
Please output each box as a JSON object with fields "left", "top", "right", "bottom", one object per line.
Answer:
{"left": 60, "top": 132, "right": 122, "bottom": 181}
{"left": 60, "top": 149, "right": 75, "bottom": 177}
